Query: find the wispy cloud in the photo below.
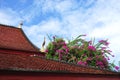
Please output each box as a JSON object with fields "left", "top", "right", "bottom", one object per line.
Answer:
{"left": 0, "top": 8, "right": 21, "bottom": 25}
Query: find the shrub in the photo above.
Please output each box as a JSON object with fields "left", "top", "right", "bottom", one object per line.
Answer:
{"left": 45, "top": 35, "right": 119, "bottom": 71}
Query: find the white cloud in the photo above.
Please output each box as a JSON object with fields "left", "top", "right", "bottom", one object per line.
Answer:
{"left": 23, "top": 18, "right": 62, "bottom": 48}
{"left": 0, "top": 8, "right": 21, "bottom": 25}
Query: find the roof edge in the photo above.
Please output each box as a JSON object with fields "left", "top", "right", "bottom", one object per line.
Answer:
{"left": 0, "top": 24, "right": 19, "bottom": 29}
{"left": 0, "top": 23, "right": 40, "bottom": 52}
{"left": 20, "top": 28, "right": 40, "bottom": 52}
{"left": 0, "top": 68, "right": 119, "bottom": 76}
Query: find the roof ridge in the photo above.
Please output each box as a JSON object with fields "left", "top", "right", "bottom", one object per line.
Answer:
{"left": 0, "top": 23, "right": 19, "bottom": 29}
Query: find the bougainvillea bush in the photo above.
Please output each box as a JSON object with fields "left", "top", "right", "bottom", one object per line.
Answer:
{"left": 45, "top": 35, "right": 119, "bottom": 71}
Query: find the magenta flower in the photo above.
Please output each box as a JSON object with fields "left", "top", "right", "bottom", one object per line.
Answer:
{"left": 96, "top": 55, "right": 99, "bottom": 58}
{"left": 103, "top": 58, "right": 107, "bottom": 62}
{"left": 63, "top": 45, "right": 67, "bottom": 49}
{"left": 99, "top": 40, "right": 109, "bottom": 46}
{"left": 107, "top": 50, "right": 112, "bottom": 52}
{"left": 100, "top": 65, "right": 105, "bottom": 68}
{"left": 87, "top": 57, "right": 92, "bottom": 61}
{"left": 84, "top": 62, "right": 87, "bottom": 65}
{"left": 115, "top": 66, "right": 119, "bottom": 70}
{"left": 62, "top": 46, "right": 69, "bottom": 54}
{"left": 88, "top": 41, "right": 92, "bottom": 45}
{"left": 65, "top": 48, "right": 69, "bottom": 53}
{"left": 77, "top": 61, "right": 82, "bottom": 65}
{"left": 56, "top": 50, "right": 63, "bottom": 53}
{"left": 88, "top": 46, "right": 96, "bottom": 51}
{"left": 96, "top": 61, "right": 103, "bottom": 66}
{"left": 101, "top": 47, "right": 106, "bottom": 50}
{"left": 61, "top": 42, "right": 67, "bottom": 46}
{"left": 53, "top": 36, "right": 56, "bottom": 40}
{"left": 112, "top": 55, "right": 115, "bottom": 57}
{"left": 45, "top": 49, "right": 48, "bottom": 53}
{"left": 77, "top": 61, "right": 87, "bottom": 66}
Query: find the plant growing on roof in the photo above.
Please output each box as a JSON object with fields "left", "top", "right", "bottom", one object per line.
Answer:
{"left": 45, "top": 35, "right": 119, "bottom": 71}
{"left": 45, "top": 36, "right": 69, "bottom": 61}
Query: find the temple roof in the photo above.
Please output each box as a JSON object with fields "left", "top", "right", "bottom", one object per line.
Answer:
{"left": 0, "top": 24, "right": 39, "bottom": 52}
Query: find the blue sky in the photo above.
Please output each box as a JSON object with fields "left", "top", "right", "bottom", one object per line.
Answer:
{"left": 0, "top": 0, "right": 120, "bottom": 66}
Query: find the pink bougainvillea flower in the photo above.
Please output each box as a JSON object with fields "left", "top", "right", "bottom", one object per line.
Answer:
{"left": 45, "top": 49, "right": 48, "bottom": 53}
{"left": 53, "top": 36, "right": 56, "bottom": 40}
{"left": 77, "top": 61, "right": 87, "bottom": 66}
{"left": 107, "top": 57, "right": 110, "bottom": 60}
{"left": 61, "top": 42, "right": 67, "bottom": 46}
{"left": 100, "top": 65, "right": 105, "bottom": 68}
{"left": 63, "top": 45, "right": 67, "bottom": 49}
{"left": 88, "top": 46, "right": 96, "bottom": 51}
{"left": 87, "top": 57, "right": 92, "bottom": 61}
{"left": 112, "top": 55, "right": 115, "bottom": 57}
{"left": 77, "top": 61, "right": 83, "bottom": 65}
{"left": 84, "top": 61, "right": 87, "bottom": 65}
{"left": 99, "top": 40, "right": 109, "bottom": 46}
{"left": 96, "top": 61, "right": 103, "bottom": 66}
{"left": 115, "top": 66, "right": 119, "bottom": 70}
{"left": 96, "top": 55, "right": 99, "bottom": 58}
{"left": 101, "top": 47, "right": 106, "bottom": 50}
{"left": 103, "top": 58, "right": 107, "bottom": 62}
{"left": 62, "top": 46, "right": 69, "bottom": 53}
{"left": 56, "top": 50, "right": 63, "bottom": 53}
{"left": 63, "top": 42, "right": 67, "bottom": 46}
{"left": 88, "top": 41, "right": 92, "bottom": 45}
{"left": 107, "top": 50, "right": 112, "bottom": 52}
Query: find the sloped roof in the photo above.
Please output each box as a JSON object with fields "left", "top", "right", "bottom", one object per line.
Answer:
{"left": 0, "top": 24, "right": 39, "bottom": 52}
{"left": 0, "top": 53, "right": 119, "bottom": 75}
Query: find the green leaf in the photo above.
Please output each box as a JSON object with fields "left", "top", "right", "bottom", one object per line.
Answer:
{"left": 47, "top": 34, "right": 52, "bottom": 42}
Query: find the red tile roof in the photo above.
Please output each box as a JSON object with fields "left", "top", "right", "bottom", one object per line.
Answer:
{"left": 0, "top": 24, "right": 39, "bottom": 52}
{"left": 0, "top": 53, "right": 119, "bottom": 75}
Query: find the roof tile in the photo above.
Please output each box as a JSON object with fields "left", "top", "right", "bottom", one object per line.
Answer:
{"left": 0, "top": 53, "right": 119, "bottom": 75}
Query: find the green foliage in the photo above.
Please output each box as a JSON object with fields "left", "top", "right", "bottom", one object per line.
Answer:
{"left": 45, "top": 34, "right": 119, "bottom": 71}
